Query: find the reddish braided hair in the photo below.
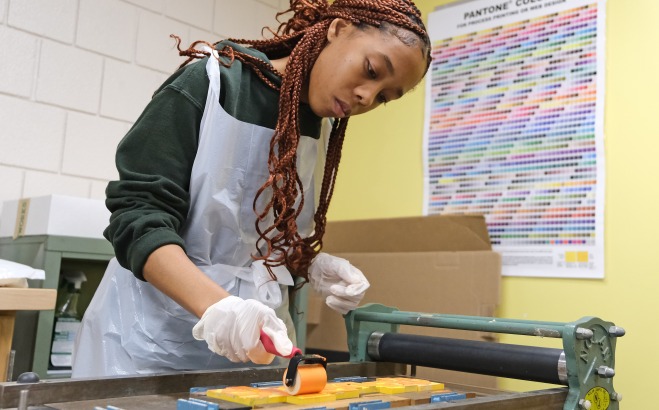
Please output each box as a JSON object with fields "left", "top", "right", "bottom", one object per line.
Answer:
{"left": 173, "top": 0, "right": 430, "bottom": 283}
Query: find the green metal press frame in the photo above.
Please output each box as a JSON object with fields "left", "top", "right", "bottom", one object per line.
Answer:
{"left": 345, "top": 303, "right": 624, "bottom": 410}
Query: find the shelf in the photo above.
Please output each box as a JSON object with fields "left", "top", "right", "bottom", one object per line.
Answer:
{"left": 0, "top": 288, "right": 56, "bottom": 310}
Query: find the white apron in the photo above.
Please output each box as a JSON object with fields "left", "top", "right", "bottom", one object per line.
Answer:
{"left": 72, "top": 52, "right": 320, "bottom": 378}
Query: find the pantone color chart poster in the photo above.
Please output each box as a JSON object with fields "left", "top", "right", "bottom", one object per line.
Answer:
{"left": 423, "top": 0, "right": 606, "bottom": 278}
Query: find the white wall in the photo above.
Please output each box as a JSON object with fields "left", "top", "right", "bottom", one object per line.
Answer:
{"left": 0, "top": 0, "right": 288, "bottom": 214}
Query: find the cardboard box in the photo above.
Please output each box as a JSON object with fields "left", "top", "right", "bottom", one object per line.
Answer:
{"left": 0, "top": 195, "right": 110, "bottom": 239}
{"left": 305, "top": 215, "right": 502, "bottom": 388}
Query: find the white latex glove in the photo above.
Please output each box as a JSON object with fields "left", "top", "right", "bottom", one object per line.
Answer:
{"left": 192, "top": 296, "right": 294, "bottom": 363}
{"left": 308, "top": 252, "right": 370, "bottom": 315}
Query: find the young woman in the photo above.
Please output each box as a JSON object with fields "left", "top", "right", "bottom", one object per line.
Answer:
{"left": 72, "top": 0, "right": 431, "bottom": 377}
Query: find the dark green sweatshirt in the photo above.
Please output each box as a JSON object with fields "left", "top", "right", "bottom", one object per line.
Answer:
{"left": 104, "top": 41, "right": 322, "bottom": 280}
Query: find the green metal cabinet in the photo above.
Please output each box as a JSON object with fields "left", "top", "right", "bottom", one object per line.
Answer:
{"left": 0, "top": 235, "right": 114, "bottom": 379}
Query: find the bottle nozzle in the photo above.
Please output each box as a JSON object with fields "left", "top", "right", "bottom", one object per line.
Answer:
{"left": 62, "top": 271, "right": 87, "bottom": 290}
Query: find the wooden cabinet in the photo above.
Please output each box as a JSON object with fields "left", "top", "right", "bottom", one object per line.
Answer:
{"left": 0, "top": 288, "right": 56, "bottom": 381}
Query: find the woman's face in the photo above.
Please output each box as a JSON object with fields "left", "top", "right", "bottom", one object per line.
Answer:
{"left": 305, "top": 19, "right": 427, "bottom": 118}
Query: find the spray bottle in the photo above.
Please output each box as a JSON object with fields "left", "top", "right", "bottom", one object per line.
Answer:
{"left": 50, "top": 271, "right": 86, "bottom": 369}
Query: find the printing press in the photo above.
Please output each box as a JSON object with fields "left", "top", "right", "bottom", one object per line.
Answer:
{"left": 0, "top": 303, "right": 623, "bottom": 410}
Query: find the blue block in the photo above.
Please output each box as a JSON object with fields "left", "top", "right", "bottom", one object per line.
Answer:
{"left": 349, "top": 400, "right": 381, "bottom": 410}
{"left": 189, "top": 398, "right": 220, "bottom": 410}
{"left": 177, "top": 399, "right": 208, "bottom": 409}
{"left": 332, "top": 376, "right": 370, "bottom": 383}
{"left": 349, "top": 400, "right": 391, "bottom": 410}
{"left": 430, "top": 393, "right": 467, "bottom": 403}
{"left": 357, "top": 402, "right": 390, "bottom": 410}
{"left": 250, "top": 380, "right": 284, "bottom": 388}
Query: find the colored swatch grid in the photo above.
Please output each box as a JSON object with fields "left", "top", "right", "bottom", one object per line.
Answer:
{"left": 426, "top": 4, "right": 600, "bottom": 247}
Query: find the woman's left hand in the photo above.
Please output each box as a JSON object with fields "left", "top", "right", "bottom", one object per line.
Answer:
{"left": 308, "top": 252, "right": 370, "bottom": 314}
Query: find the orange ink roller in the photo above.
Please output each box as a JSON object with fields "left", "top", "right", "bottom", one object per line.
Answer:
{"left": 260, "top": 330, "right": 328, "bottom": 395}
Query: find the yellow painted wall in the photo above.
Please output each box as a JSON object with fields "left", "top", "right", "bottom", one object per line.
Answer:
{"left": 327, "top": 0, "right": 657, "bottom": 407}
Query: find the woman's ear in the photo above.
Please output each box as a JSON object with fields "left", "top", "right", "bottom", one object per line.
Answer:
{"left": 327, "top": 18, "right": 353, "bottom": 43}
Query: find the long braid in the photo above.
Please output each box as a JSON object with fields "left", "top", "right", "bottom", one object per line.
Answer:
{"left": 173, "top": 0, "right": 430, "bottom": 282}
{"left": 253, "top": 17, "right": 334, "bottom": 278}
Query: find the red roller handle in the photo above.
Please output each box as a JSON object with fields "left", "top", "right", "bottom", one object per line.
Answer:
{"left": 260, "top": 330, "right": 302, "bottom": 358}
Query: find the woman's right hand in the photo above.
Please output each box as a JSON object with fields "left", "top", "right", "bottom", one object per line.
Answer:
{"left": 192, "top": 295, "right": 293, "bottom": 363}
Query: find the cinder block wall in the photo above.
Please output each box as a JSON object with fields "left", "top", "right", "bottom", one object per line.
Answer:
{"left": 0, "top": 0, "right": 288, "bottom": 215}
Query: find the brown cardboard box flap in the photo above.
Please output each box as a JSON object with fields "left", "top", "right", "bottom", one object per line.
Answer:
{"left": 322, "top": 214, "right": 491, "bottom": 253}
{"left": 306, "top": 251, "right": 501, "bottom": 343}
{"left": 305, "top": 250, "right": 502, "bottom": 387}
